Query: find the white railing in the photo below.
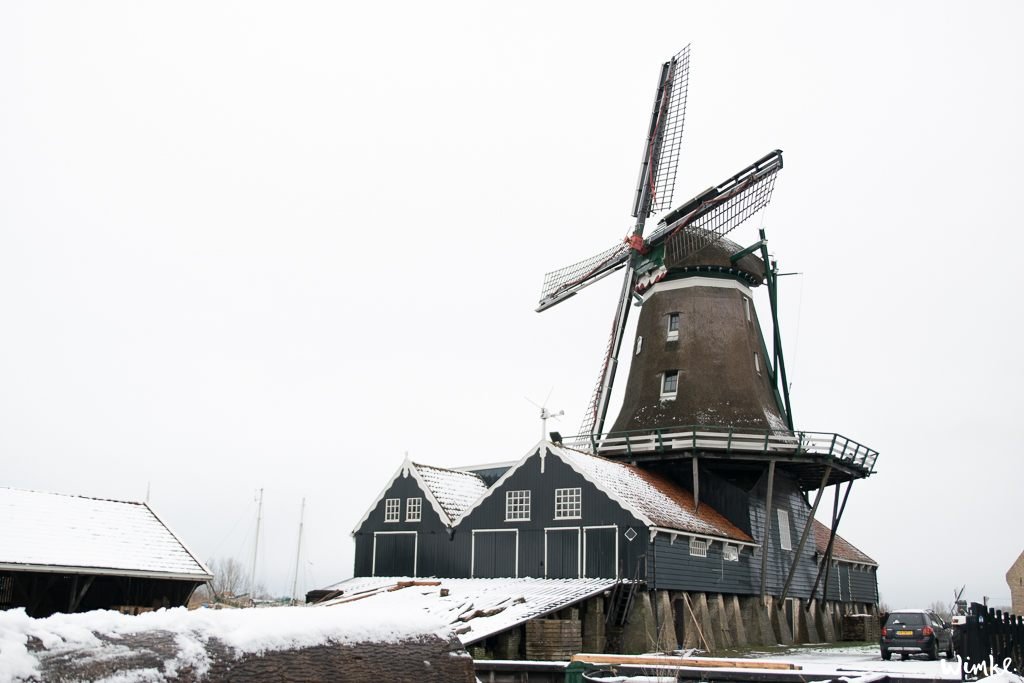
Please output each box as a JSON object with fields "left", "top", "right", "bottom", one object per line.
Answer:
{"left": 585, "top": 427, "right": 878, "bottom": 472}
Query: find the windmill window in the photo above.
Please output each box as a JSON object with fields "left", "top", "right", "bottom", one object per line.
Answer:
{"left": 667, "top": 313, "right": 680, "bottom": 341}
{"left": 384, "top": 498, "right": 400, "bottom": 523}
{"left": 554, "top": 487, "right": 581, "bottom": 519}
{"left": 661, "top": 371, "right": 679, "bottom": 399}
{"left": 754, "top": 352, "right": 760, "bottom": 374}
{"left": 689, "top": 538, "right": 708, "bottom": 557}
{"left": 505, "top": 490, "right": 531, "bottom": 521}
{"left": 635, "top": 336, "right": 643, "bottom": 355}
{"left": 777, "top": 509, "right": 793, "bottom": 550}
{"left": 743, "top": 297, "right": 751, "bottom": 321}
{"left": 406, "top": 497, "right": 422, "bottom": 522}
{"left": 723, "top": 544, "right": 740, "bottom": 562}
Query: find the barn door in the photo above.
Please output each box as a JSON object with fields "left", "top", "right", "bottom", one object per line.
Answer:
{"left": 472, "top": 530, "right": 518, "bottom": 578}
{"left": 583, "top": 526, "right": 618, "bottom": 578}
{"left": 372, "top": 532, "right": 417, "bottom": 577}
{"left": 545, "top": 527, "right": 580, "bottom": 579}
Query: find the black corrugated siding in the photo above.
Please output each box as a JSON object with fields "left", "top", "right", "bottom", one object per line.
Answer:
{"left": 648, "top": 534, "right": 754, "bottom": 593}
{"left": 747, "top": 470, "right": 820, "bottom": 599}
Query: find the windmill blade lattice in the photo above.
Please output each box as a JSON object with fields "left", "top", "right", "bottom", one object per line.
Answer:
{"left": 646, "top": 45, "right": 690, "bottom": 215}
{"left": 536, "top": 242, "right": 631, "bottom": 312}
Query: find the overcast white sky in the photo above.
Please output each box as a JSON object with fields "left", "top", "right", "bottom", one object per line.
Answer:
{"left": 2, "top": 1, "right": 1021, "bottom": 608}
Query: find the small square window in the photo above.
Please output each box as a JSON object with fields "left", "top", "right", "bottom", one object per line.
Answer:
{"left": 554, "top": 487, "right": 581, "bottom": 519}
{"left": 667, "top": 313, "right": 680, "bottom": 341}
{"left": 777, "top": 509, "right": 793, "bottom": 550}
{"left": 384, "top": 498, "right": 400, "bottom": 523}
{"left": 723, "top": 544, "right": 739, "bottom": 562}
{"left": 505, "top": 490, "right": 531, "bottom": 521}
{"left": 406, "top": 497, "right": 422, "bottom": 522}
{"left": 689, "top": 538, "right": 708, "bottom": 557}
{"left": 661, "top": 371, "right": 678, "bottom": 398}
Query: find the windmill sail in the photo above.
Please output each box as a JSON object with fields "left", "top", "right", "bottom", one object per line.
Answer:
{"left": 536, "top": 242, "right": 631, "bottom": 313}
{"left": 642, "top": 45, "right": 691, "bottom": 216}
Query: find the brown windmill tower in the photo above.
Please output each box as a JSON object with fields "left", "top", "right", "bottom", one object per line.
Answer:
{"left": 537, "top": 47, "right": 878, "bottom": 605}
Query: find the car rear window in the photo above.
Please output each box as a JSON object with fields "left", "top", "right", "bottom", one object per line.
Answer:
{"left": 887, "top": 613, "right": 926, "bottom": 627}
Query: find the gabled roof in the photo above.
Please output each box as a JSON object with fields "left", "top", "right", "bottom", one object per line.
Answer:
{"left": 813, "top": 518, "right": 877, "bottom": 566}
{"left": 352, "top": 458, "right": 488, "bottom": 532}
{"left": 455, "top": 441, "right": 753, "bottom": 545}
{"left": 0, "top": 487, "right": 212, "bottom": 581}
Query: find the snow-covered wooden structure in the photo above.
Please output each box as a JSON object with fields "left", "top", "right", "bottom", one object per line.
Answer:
{"left": 0, "top": 487, "right": 212, "bottom": 617}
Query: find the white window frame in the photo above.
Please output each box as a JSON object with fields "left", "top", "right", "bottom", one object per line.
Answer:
{"left": 405, "top": 497, "right": 422, "bottom": 522}
{"left": 384, "top": 498, "right": 400, "bottom": 523}
{"left": 777, "top": 509, "right": 793, "bottom": 550}
{"left": 667, "top": 312, "right": 680, "bottom": 341}
{"left": 689, "top": 537, "right": 708, "bottom": 557}
{"left": 723, "top": 544, "right": 740, "bottom": 562}
{"left": 505, "top": 490, "right": 531, "bottom": 521}
{"left": 554, "top": 487, "right": 582, "bottom": 520}
{"left": 661, "top": 370, "right": 679, "bottom": 399}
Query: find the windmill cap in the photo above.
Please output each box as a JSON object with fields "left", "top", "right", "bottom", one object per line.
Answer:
{"left": 665, "top": 234, "right": 765, "bottom": 286}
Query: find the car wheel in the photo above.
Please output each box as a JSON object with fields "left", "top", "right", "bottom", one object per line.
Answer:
{"left": 882, "top": 649, "right": 891, "bottom": 661}
{"left": 927, "top": 640, "right": 938, "bottom": 661}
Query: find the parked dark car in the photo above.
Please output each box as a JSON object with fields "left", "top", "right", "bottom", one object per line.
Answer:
{"left": 880, "top": 609, "right": 954, "bottom": 660}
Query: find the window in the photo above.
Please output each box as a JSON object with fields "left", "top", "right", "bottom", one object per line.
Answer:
{"left": 689, "top": 538, "right": 708, "bottom": 557}
{"left": 667, "top": 313, "right": 680, "bottom": 341}
{"left": 777, "top": 509, "right": 793, "bottom": 550}
{"left": 743, "top": 297, "right": 751, "bottom": 321}
{"left": 723, "top": 544, "right": 739, "bottom": 562}
{"left": 753, "top": 352, "right": 760, "bottom": 374}
{"left": 406, "top": 497, "right": 422, "bottom": 522}
{"left": 661, "top": 371, "right": 678, "bottom": 398}
{"left": 505, "top": 490, "right": 531, "bottom": 521}
{"left": 635, "top": 335, "right": 643, "bottom": 355}
{"left": 384, "top": 498, "right": 400, "bottom": 523}
{"left": 554, "top": 487, "right": 581, "bottom": 519}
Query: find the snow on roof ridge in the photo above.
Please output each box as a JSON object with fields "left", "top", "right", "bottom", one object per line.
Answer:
{"left": 0, "top": 485, "right": 144, "bottom": 506}
{"left": 412, "top": 461, "right": 486, "bottom": 480}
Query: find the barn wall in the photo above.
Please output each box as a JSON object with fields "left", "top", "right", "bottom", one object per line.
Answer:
{"left": 647, "top": 534, "right": 754, "bottom": 594}
{"left": 748, "top": 470, "right": 819, "bottom": 599}
{"left": 456, "top": 449, "right": 647, "bottom": 579}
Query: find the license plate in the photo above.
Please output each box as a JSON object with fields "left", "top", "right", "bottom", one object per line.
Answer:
{"left": 897, "top": 630, "right": 914, "bottom": 636}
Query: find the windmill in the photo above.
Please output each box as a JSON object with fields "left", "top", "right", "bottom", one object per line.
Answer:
{"left": 536, "top": 46, "right": 785, "bottom": 450}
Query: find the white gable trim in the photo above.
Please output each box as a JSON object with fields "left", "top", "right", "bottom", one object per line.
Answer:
{"left": 144, "top": 501, "right": 213, "bottom": 578}
{"left": 546, "top": 444, "right": 655, "bottom": 527}
{"left": 352, "top": 458, "right": 472, "bottom": 533}
{"left": 451, "top": 441, "right": 546, "bottom": 526}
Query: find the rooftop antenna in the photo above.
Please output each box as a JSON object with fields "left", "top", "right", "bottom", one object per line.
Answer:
{"left": 526, "top": 390, "right": 564, "bottom": 441}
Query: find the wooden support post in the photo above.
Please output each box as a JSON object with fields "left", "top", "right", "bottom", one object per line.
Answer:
{"left": 813, "top": 480, "right": 854, "bottom": 601}
{"left": 759, "top": 460, "right": 776, "bottom": 600}
{"left": 692, "top": 457, "right": 700, "bottom": 513}
{"left": 780, "top": 466, "right": 832, "bottom": 603}
{"left": 70, "top": 576, "right": 95, "bottom": 612}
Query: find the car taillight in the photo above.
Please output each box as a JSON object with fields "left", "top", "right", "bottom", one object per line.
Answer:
{"left": 881, "top": 627, "right": 888, "bottom": 636}
{"left": 922, "top": 626, "right": 934, "bottom": 636}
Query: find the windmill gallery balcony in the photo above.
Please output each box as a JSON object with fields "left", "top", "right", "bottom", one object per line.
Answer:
{"left": 575, "top": 426, "right": 878, "bottom": 487}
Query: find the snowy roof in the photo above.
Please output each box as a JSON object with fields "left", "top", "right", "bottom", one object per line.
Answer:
{"left": 455, "top": 442, "right": 752, "bottom": 544}
{"left": 412, "top": 462, "right": 489, "bottom": 522}
{"left": 813, "top": 519, "right": 877, "bottom": 566}
{"left": 319, "top": 576, "right": 616, "bottom": 645}
{"left": 0, "top": 487, "right": 212, "bottom": 580}
{"left": 352, "top": 459, "right": 489, "bottom": 531}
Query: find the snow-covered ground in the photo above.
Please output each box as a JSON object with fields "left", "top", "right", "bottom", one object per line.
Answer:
{"left": 738, "top": 643, "right": 964, "bottom": 679}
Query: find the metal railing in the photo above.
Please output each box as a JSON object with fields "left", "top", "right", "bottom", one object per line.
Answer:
{"left": 571, "top": 426, "right": 878, "bottom": 473}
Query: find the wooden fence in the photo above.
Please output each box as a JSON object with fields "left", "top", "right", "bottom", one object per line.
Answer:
{"left": 959, "top": 602, "right": 1022, "bottom": 678}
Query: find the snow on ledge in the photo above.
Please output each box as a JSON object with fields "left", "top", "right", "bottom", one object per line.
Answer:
{"left": 0, "top": 603, "right": 449, "bottom": 682}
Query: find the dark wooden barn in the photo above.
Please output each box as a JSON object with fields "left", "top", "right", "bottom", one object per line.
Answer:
{"left": 0, "top": 487, "right": 212, "bottom": 617}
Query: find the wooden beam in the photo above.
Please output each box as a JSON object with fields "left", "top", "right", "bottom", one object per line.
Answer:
{"left": 779, "top": 466, "right": 832, "bottom": 603}
{"left": 571, "top": 653, "right": 801, "bottom": 671}
{"left": 69, "top": 576, "right": 95, "bottom": 612}
{"left": 759, "top": 459, "right": 776, "bottom": 599}
{"left": 692, "top": 456, "right": 700, "bottom": 512}
{"left": 818, "top": 481, "right": 854, "bottom": 602}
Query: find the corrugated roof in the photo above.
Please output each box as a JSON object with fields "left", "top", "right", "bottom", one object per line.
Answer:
{"left": 412, "top": 463, "right": 488, "bottom": 522}
{"left": 553, "top": 445, "right": 754, "bottom": 543}
{"left": 0, "top": 487, "right": 211, "bottom": 580}
{"left": 319, "top": 576, "right": 616, "bottom": 645}
{"left": 813, "top": 518, "right": 876, "bottom": 566}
